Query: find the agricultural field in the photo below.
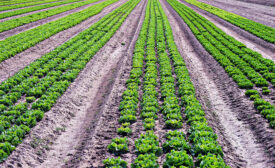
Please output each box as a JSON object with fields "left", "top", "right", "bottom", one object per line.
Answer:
{"left": 0, "top": 0, "right": 274, "bottom": 167}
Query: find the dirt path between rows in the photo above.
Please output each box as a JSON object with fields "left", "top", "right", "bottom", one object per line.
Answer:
{"left": 0, "top": 0, "right": 87, "bottom": 22}
{"left": 0, "top": 0, "right": 127, "bottom": 84}
{"left": 61, "top": 1, "right": 146, "bottom": 167}
{"left": 236, "top": 0, "right": 275, "bottom": 7}
{"left": 180, "top": 0, "right": 275, "bottom": 61}
{"left": 0, "top": 0, "right": 146, "bottom": 167}
{"left": 196, "top": 0, "right": 275, "bottom": 28}
{"left": 0, "top": 0, "right": 105, "bottom": 40}
{"left": 161, "top": 0, "right": 275, "bottom": 167}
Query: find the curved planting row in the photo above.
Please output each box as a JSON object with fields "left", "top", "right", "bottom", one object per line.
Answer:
{"left": 0, "top": 0, "right": 119, "bottom": 63}
{"left": 0, "top": 0, "right": 62, "bottom": 11}
{"left": 0, "top": 0, "right": 140, "bottom": 162}
{"left": 0, "top": 0, "right": 99, "bottom": 32}
{"left": 167, "top": 0, "right": 275, "bottom": 129}
{"left": 0, "top": 0, "right": 84, "bottom": 19}
{"left": 0, "top": 0, "right": 42, "bottom": 6}
{"left": 184, "top": 0, "right": 275, "bottom": 45}
{"left": 103, "top": 0, "right": 228, "bottom": 167}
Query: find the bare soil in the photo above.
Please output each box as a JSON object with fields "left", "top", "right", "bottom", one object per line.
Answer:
{"left": 0, "top": 0, "right": 127, "bottom": 84}
{"left": 0, "top": 0, "right": 87, "bottom": 22}
{"left": 0, "top": 0, "right": 146, "bottom": 167}
{"left": 61, "top": 1, "right": 147, "bottom": 167}
{"left": 180, "top": 0, "right": 275, "bottom": 60}
{"left": 196, "top": 0, "right": 275, "bottom": 28}
{"left": 0, "top": 0, "right": 105, "bottom": 40}
{"left": 236, "top": 0, "right": 275, "bottom": 7}
{"left": 1, "top": 0, "right": 275, "bottom": 167}
{"left": 161, "top": 0, "right": 275, "bottom": 167}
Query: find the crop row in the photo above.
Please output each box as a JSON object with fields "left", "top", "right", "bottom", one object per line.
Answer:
{"left": 0, "top": 0, "right": 61, "bottom": 11}
{"left": 0, "top": 0, "right": 42, "bottom": 6}
{"left": 184, "top": 0, "right": 275, "bottom": 44}
{"left": 168, "top": 0, "right": 275, "bottom": 89}
{"left": 167, "top": 0, "right": 275, "bottom": 129}
{"left": 0, "top": 0, "right": 119, "bottom": 63}
{"left": 170, "top": 0, "right": 275, "bottom": 89}
{"left": 0, "top": 0, "right": 84, "bottom": 19}
{"left": 156, "top": 1, "right": 194, "bottom": 166}
{"left": 104, "top": 1, "right": 163, "bottom": 167}
{"left": 103, "top": 0, "right": 228, "bottom": 167}
{"left": 158, "top": 0, "right": 228, "bottom": 166}
{"left": 0, "top": 0, "right": 100, "bottom": 32}
{"left": 0, "top": 0, "right": 140, "bottom": 162}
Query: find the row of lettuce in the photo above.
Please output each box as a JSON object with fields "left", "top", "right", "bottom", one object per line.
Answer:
{"left": 0, "top": 0, "right": 119, "bottom": 63}
{"left": 0, "top": 0, "right": 139, "bottom": 162}
{"left": 0, "top": 0, "right": 85, "bottom": 19}
{"left": 167, "top": 0, "right": 275, "bottom": 129}
{"left": 0, "top": 0, "right": 41, "bottom": 6}
{"left": 0, "top": 0, "right": 102, "bottom": 33}
{"left": 0, "top": 0, "right": 61, "bottom": 11}
{"left": 184, "top": 0, "right": 275, "bottom": 45}
{"left": 103, "top": 0, "right": 229, "bottom": 167}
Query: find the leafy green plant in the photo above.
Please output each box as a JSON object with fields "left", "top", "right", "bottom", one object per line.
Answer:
{"left": 196, "top": 153, "right": 229, "bottom": 168}
{"left": 103, "top": 157, "right": 127, "bottom": 168}
{"left": 135, "top": 131, "right": 162, "bottom": 156}
{"left": 131, "top": 154, "right": 159, "bottom": 168}
{"left": 163, "top": 150, "right": 193, "bottom": 168}
{"left": 26, "top": 96, "right": 36, "bottom": 103}
{"left": 107, "top": 138, "right": 129, "bottom": 155}
{"left": 163, "top": 136, "right": 191, "bottom": 153}
{"left": 117, "top": 123, "right": 132, "bottom": 136}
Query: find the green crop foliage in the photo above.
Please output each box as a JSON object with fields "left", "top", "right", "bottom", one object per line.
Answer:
{"left": 0, "top": 0, "right": 86, "bottom": 20}
{"left": 163, "top": 150, "right": 194, "bottom": 168}
{"left": 0, "top": 0, "right": 119, "bottom": 63}
{"left": 131, "top": 154, "right": 159, "bottom": 168}
{"left": 185, "top": 0, "right": 275, "bottom": 44}
{"left": 167, "top": 0, "right": 275, "bottom": 129}
{"left": 0, "top": 0, "right": 62, "bottom": 11}
{"left": 103, "top": 157, "right": 127, "bottom": 168}
{"left": 107, "top": 138, "right": 129, "bottom": 155}
{"left": 0, "top": 0, "right": 140, "bottom": 161}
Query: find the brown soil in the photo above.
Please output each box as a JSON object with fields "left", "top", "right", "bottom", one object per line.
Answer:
{"left": 0, "top": 0, "right": 105, "bottom": 40}
{"left": 0, "top": 0, "right": 146, "bottom": 167}
{"left": 161, "top": 0, "right": 275, "bottom": 167}
{"left": 0, "top": 0, "right": 127, "bottom": 84}
{"left": 1, "top": 0, "right": 275, "bottom": 167}
{"left": 236, "top": 0, "right": 275, "bottom": 7}
{"left": 61, "top": 1, "right": 147, "bottom": 167}
{"left": 180, "top": 0, "right": 275, "bottom": 60}
{"left": 0, "top": 0, "right": 86, "bottom": 22}
{"left": 196, "top": 0, "right": 275, "bottom": 28}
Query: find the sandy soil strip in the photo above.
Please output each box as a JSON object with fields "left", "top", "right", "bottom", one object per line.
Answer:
{"left": 0, "top": 0, "right": 146, "bottom": 167}
{"left": 180, "top": 0, "right": 275, "bottom": 61}
{"left": 196, "top": 0, "right": 275, "bottom": 28}
{"left": 0, "top": 0, "right": 86, "bottom": 22}
{"left": 0, "top": 0, "right": 127, "bottom": 84}
{"left": 0, "top": 0, "right": 105, "bottom": 40}
{"left": 161, "top": 0, "right": 275, "bottom": 167}
{"left": 236, "top": 0, "right": 275, "bottom": 7}
{"left": 0, "top": 0, "right": 65, "bottom": 13}
{"left": 61, "top": 1, "right": 146, "bottom": 167}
